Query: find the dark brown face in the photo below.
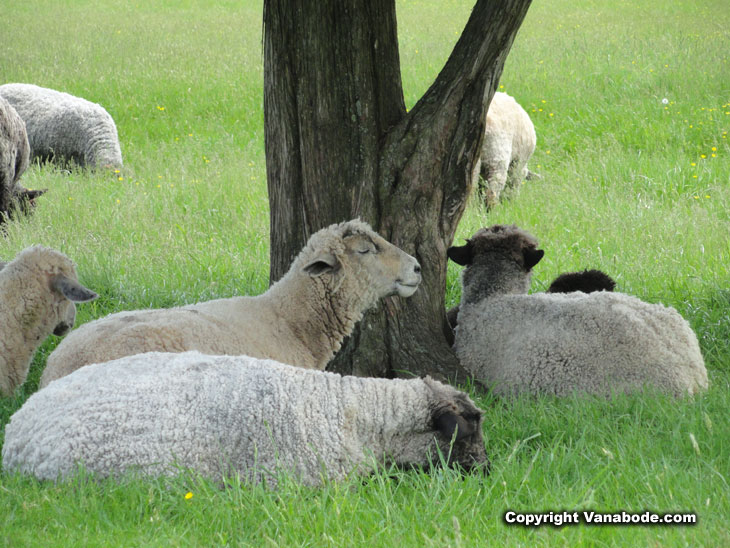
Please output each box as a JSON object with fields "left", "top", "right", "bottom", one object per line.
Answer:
{"left": 447, "top": 224, "right": 544, "bottom": 272}
{"left": 431, "top": 394, "right": 489, "bottom": 473}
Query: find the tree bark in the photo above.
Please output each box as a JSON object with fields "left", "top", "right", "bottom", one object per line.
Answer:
{"left": 264, "top": 0, "right": 532, "bottom": 381}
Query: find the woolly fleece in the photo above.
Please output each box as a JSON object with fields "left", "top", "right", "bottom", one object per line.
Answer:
{"left": 40, "top": 219, "right": 421, "bottom": 386}
{"left": 0, "top": 83, "right": 122, "bottom": 169}
{"left": 4, "top": 351, "right": 487, "bottom": 485}
{"left": 455, "top": 291, "right": 707, "bottom": 397}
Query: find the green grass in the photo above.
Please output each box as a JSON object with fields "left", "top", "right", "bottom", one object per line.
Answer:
{"left": 1, "top": 0, "right": 729, "bottom": 546}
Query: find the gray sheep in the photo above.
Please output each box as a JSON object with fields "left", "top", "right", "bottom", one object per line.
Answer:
{"left": 0, "top": 83, "right": 123, "bottom": 169}
{"left": 448, "top": 225, "right": 708, "bottom": 397}
{"left": 0, "top": 246, "right": 97, "bottom": 397}
{"left": 3, "top": 351, "right": 488, "bottom": 485}
{"left": 0, "top": 95, "right": 44, "bottom": 221}
{"left": 446, "top": 268, "right": 616, "bottom": 331}
{"left": 40, "top": 219, "right": 421, "bottom": 386}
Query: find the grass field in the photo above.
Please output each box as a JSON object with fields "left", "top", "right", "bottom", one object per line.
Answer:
{"left": 1, "top": 0, "right": 729, "bottom": 546}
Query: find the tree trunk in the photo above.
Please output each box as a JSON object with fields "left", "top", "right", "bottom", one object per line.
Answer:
{"left": 264, "top": 0, "right": 532, "bottom": 381}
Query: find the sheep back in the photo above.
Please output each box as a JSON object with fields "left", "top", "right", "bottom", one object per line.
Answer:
{"left": 6, "top": 351, "right": 486, "bottom": 485}
{"left": 455, "top": 291, "right": 707, "bottom": 397}
{"left": 0, "top": 83, "right": 122, "bottom": 169}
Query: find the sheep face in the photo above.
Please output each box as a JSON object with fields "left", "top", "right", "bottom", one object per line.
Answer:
{"left": 304, "top": 225, "right": 422, "bottom": 299}
{"left": 48, "top": 273, "right": 98, "bottom": 335}
{"left": 448, "top": 224, "right": 544, "bottom": 303}
{"left": 393, "top": 379, "right": 488, "bottom": 473}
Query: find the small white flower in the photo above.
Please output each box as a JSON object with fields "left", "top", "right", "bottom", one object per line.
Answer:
{"left": 661, "top": 98, "right": 669, "bottom": 105}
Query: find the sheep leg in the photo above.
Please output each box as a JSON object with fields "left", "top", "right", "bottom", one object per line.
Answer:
{"left": 479, "top": 158, "right": 509, "bottom": 210}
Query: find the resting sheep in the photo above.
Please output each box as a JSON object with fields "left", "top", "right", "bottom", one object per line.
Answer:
{"left": 0, "top": 83, "right": 123, "bottom": 170}
{"left": 3, "top": 351, "right": 488, "bottom": 485}
{"left": 0, "top": 246, "right": 97, "bottom": 397}
{"left": 40, "top": 219, "right": 422, "bottom": 386}
{"left": 547, "top": 269, "right": 616, "bottom": 294}
{"left": 448, "top": 225, "right": 707, "bottom": 397}
{"left": 476, "top": 91, "right": 537, "bottom": 209}
{"left": 0, "top": 95, "right": 44, "bottom": 221}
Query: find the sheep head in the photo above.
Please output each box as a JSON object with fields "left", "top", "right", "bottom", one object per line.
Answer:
{"left": 49, "top": 271, "right": 98, "bottom": 335}
{"left": 547, "top": 269, "right": 616, "bottom": 294}
{"left": 448, "top": 224, "right": 544, "bottom": 304}
{"left": 6, "top": 246, "right": 98, "bottom": 337}
{"left": 302, "top": 219, "right": 422, "bottom": 300}
{"left": 391, "top": 378, "right": 488, "bottom": 474}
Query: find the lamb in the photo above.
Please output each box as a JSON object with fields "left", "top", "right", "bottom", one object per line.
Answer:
{"left": 476, "top": 91, "right": 537, "bottom": 209}
{"left": 547, "top": 269, "right": 616, "bottom": 294}
{"left": 0, "top": 246, "right": 97, "bottom": 397}
{"left": 3, "top": 351, "right": 488, "bottom": 485}
{"left": 40, "top": 219, "right": 422, "bottom": 386}
{"left": 0, "top": 95, "right": 44, "bottom": 221}
{"left": 448, "top": 225, "right": 708, "bottom": 397}
{"left": 0, "top": 83, "right": 123, "bottom": 169}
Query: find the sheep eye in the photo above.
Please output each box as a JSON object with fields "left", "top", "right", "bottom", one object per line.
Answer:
{"left": 357, "top": 248, "right": 371, "bottom": 255}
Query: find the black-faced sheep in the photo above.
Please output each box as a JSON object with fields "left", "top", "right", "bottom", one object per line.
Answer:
{"left": 4, "top": 351, "right": 488, "bottom": 486}
{"left": 476, "top": 92, "right": 537, "bottom": 209}
{"left": 40, "top": 219, "right": 422, "bottom": 386}
{"left": 0, "top": 83, "right": 123, "bottom": 170}
{"left": 0, "top": 246, "right": 97, "bottom": 397}
{"left": 448, "top": 225, "right": 708, "bottom": 397}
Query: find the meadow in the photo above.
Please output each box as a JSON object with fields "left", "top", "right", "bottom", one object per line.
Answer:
{"left": 1, "top": 0, "right": 729, "bottom": 545}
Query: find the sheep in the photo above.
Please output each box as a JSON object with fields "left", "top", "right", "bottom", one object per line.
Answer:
{"left": 0, "top": 246, "right": 97, "bottom": 397}
{"left": 448, "top": 225, "right": 708, "bottom": 397}
{"left": 475, "top": 91, "right": 537, "bottom": 209}
{"left": 0, "top": 95, "right": 45, "bottom": 221}
{"left": 39, "top": 219, "right": 422, "bottom": 386}
{"left": 547, "top": 269, "right": 616, "bottom": 294}
{"left": 446, "top": 268, "right": 616, "bottom": 331}
{"left": 3, "top": 351, "right": 488, "bottom": 485}
{"left": 0, "top": 83, "right": 123, "bottom": 170}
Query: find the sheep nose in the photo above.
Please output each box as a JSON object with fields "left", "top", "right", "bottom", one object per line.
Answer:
{"left": 414, "top": 262, "right": 421, "bottom": 275}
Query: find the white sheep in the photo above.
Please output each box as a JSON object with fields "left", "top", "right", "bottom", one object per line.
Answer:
{"left": 3, "top": 351, "right": 488, "bottom": 485}
{"left": 448, "top": 225, "right": 708, "bottom": 397}
{"left": 0, "top": 95, "right": 44, "bottom": 220}
{"left": 475, "top": 91, "right": 537, "bottom": 209}
{"left": 40, "top": 219, "right": 422, "bottom": 386}
{"left": 0, "top": 246, "right": 97, "bottom": 397}
{"left": 0, "top": 83, "right": 123, "bottom": 170}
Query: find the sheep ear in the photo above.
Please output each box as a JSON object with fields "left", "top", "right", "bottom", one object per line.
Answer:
{"left": 523, "top": 248, "right": 544, "bottom": 270}
{"left": 433, "top": 408, "right": 474, "bottom": 442}
{"left": 447, "top": 241, "right": 474, "bottom": 266}
{"left": 302, "top": 252, "right": 339, "bottom": 277}
{"left": 50, "top": 275, "right": 98, "bottom": 302}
